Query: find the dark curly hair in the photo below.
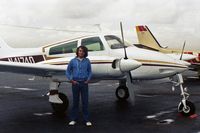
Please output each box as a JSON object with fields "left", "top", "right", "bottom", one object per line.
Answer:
{"left": 76, "top": 46, "right": 88, "bottom": 58}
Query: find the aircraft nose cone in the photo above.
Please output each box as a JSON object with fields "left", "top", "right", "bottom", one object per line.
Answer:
{"left": 119, "top": 58, "right": 142, "bottom": 72}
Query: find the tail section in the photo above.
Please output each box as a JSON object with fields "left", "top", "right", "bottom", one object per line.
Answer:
{"left": 136, "top": 25, "right": 165, "bottom": 51}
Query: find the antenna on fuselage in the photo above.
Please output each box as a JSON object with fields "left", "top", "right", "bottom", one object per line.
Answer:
{"left": 120, "top": 22, "right": 128, "bottom": 60}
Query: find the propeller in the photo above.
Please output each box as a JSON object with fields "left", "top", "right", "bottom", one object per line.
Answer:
{"left": 180, "top": 41, "right": 186, "bottom": 60}
{"left": 120, "top": 22, "right": 136, "bottom": 104}
{"left": 120, "top": 22, "right": 128, "bottom": 60}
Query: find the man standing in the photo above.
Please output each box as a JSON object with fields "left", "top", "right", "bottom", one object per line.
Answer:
{"left": 66, "top": 46, "right": 92, "bottom": 126}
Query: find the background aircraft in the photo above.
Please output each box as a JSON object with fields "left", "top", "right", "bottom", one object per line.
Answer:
{"left": 0, "top": 32, "right": 195, "bottom": 116}
{"left": 135, "top": 25, "right": 200, "bottom": 78}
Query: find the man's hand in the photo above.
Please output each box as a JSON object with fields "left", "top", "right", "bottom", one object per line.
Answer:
{"left": 70, "top": 80, "right": 78, "bottom": 85}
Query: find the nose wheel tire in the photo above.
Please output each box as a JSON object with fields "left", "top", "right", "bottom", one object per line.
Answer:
{"left": 178, "top": 100, "right": 195, "bottom": 117}
{"left": 51, "top": 93, "right": 69, "bottom": 116}
{"left": 115, "top": 86, "right": 129, "bottom": 101}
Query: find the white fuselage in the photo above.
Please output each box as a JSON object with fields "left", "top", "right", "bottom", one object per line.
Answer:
{"left": 0, "top": 34, "right": 189, "bottom": 81}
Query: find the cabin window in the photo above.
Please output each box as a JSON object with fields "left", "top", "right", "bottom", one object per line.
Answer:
{"left": 49, "top": 41, "right": 78, "bottom": 55}
{"left": 105, "top": 35, "right": 131, "bottom": 49}
{"left": 81, "top": 37, "right": 104, "bottom": 51}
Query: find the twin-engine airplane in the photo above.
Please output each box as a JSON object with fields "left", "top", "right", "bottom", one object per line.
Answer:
{"left": 135, "top": 25, "right": 200, "bottom": 78}
{"left": 0, "top": 31, "right": 196, "bottom": 116}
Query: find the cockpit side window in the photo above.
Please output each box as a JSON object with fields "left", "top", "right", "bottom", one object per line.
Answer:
{"left": 81, "top": 37, "right": 104, "bottom": 51}
{"left": 105, "top": 35, "right": 131, "bottom": 49}
{"left": 49, "top": 41, "right": 78, "bottom": 55}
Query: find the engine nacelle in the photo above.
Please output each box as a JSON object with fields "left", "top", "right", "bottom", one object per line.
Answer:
{"left": 112, "top": 58, "right": 142, "bottom": 72}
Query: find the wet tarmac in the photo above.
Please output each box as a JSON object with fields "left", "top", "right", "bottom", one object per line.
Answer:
{"left": 0, "top": 71, "right": 200, "bottom": 133}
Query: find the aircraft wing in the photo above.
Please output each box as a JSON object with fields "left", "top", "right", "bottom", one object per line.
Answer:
{"left": 0, "top": 61, "right": 65, "bottom": 76}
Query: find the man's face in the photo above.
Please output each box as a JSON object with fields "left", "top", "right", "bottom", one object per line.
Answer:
{"left": 78, "top": 48, "right": 85, "bottom": 58}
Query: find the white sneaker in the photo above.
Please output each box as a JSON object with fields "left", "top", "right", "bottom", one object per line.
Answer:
{"left": 69, "top": 121, "right": 76, "bottom": 126}
{"left": 86, "top": 121, "right": 92, "bottom": 126}
{"left": 49, "top": 95, "right": 63, "bottom": 104}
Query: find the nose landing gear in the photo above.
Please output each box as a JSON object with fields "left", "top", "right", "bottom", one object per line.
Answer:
{"left": 178, "top": 100, "right": 195, "bottom": 116}
{"left": 171, "top": 74, "right": 196, "bottom": 116}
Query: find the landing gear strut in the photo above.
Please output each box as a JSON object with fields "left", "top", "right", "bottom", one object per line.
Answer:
{"left": 171, "top": 74, "right": 196, "bottom": 116}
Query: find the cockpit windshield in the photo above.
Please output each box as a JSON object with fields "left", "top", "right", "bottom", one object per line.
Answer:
{"left": 105, "top": 35, "right": 131, "bottom": 49}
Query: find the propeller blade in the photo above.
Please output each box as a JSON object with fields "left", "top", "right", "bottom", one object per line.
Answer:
{"left": 125, "top": 72, "right": 135, "bottom": 104}
{"left": 120, "top": 22, "right": 128, "bottom": 59}
{"left": 180, "top": 41, "right": 186, "bottom": 60}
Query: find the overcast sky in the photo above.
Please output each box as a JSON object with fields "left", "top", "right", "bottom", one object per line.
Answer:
{"left": 0, "top": 0, "right": 200, "bottom": 50}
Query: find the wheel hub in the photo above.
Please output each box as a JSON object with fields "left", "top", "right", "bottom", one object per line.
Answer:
{"left": 183, "top": 106, "right": 190, "bottom": 113}
{"left": 118, "top": 89, "right": 126, "bottom": 98}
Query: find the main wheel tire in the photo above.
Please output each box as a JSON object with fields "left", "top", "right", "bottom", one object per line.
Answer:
{"left": 178, "top": 100, "right": 195, "bottom": 117}
{"left": 115, "top": 86, "right": 129, "bottom": 101}
{"left": 51, "top": 93, "right": 69, "bottom": 116}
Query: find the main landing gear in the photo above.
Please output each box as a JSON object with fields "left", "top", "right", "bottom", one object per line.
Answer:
{"left": 49, "top": 81, "right": 69, "bottom": 116}
{"left": 115, "top": 79, "right": 135, "bottom": 103}
{"left": 171, "top": 74, "right": 196, "bottom": 116}
{"left": 115, "top": 85, "right": 129, "bottom": 100}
